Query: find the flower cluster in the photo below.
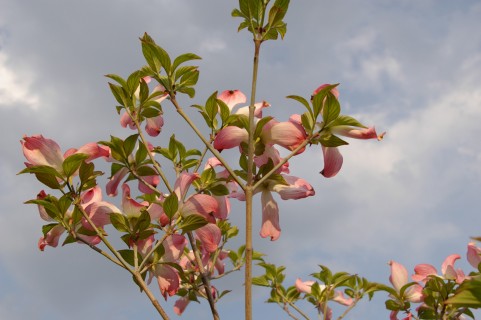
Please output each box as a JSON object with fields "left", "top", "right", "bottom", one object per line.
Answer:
{"left": 387, "top": 242, "right": 481, "bottom": 320}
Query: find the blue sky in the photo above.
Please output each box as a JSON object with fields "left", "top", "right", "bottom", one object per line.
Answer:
{"left": 2, "top": 0, "right": 481, "bottom": 319}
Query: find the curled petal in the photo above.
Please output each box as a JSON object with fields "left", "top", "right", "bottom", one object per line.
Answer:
{"left": 21, "top": 135, "right": 64, "bottom": 170}
{"left": 260, "top": 190, "right": 281, "bottom": 241}
{"left": 412, "top": 263, "right": 437, "bottom": 282}
{"left": 271, "top": 175, "right": 315, "bottom": 200}
{"left": 120, "top": 111, "right": 136, "bottom": 129}
{"left": 174, "top": 172, "right": 200, "bottom": 200}
{"left": 81, "top": 186, "right": 103, "bottom": 207}
{"left": 405, "top": 284, "right": 424, "bottom": 303}
{"left": 182, "top": 194, "right": 219, "bottom": 223}
{"left": 213, "top": 126, "right": 248, "bottom": 151}
{"left": 467, "top": 242, "right": 481, "bottom": 269}
{"left": 66, "top": 142, "right": 110, "bottom": 162}
{"left": 36, "top": 190, "right": 51, "bottom": 221}
{"left": 218, "top": 89, "right": 247, "bottom": 110}
{"left": 268, "top": 118, "right": 307, "bottom": 154}
{"left": 389, "top": 260, "right": 408, "bottom": 292}
{"left": 106, "top": 167, "right": 129, "bottom": 197}
{"left": 147, "top": 201, "right": 164, "bottom": 221}
{"left": 320, "top": 147, "right": 343, "bottom": 178}
{"left": 441, "top": 254, "right": 461, "bottom": 279}
{"left": 331, "top": 126, "right": 385, "bottom": 141}
{"left": 162, "top": 234, "right": 187, "bottom": 262}
{"left": 333, "top": 291, "right": 353, "bottom": 306}
{"left": 196, "top": 223, "right": 221, "bottom": 253}
{"left": 122, "top": 184, "right": 147, "bottom": 218}
{"left": 154, "top": 265, "right": 180, "bottom": 299}
{"left": 235, "top": 101, "right": 270, "bottom": 118}
{"left": 295, "top": 278, "right": 315, "bottom": 294}
{"left": 82, "top": 201, "right": 120, "bottom": 230}
{"left": 213, "top": 195, "right": 230, "bottom": 220}
{"left": 145, "top": 115, "right": 164, "bottom": 137}
{"left": 38, "top": 224, "right": 65, "bottom": 251}
{"left": 174, "top": 297, "right": 190, "bottom": 315}
{"left": 138, "top": 174, "right": 160, "bottom": 194}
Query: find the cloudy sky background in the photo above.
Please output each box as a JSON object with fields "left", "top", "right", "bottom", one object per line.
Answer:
{"left": 2, "top": 0, "right": 481, "bottom": 319}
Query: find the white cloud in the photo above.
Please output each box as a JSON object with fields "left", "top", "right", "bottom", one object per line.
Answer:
{"left": 0, "top": 52, "right": 39, "bottom": 110}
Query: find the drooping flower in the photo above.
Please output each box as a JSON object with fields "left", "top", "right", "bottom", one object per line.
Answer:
{"left": 467, "top": 242, "right": 481, "bottom": 269}
{"left": 21, "top": 135, "right": 108, "bottom": 174}
{"left": 295, "top": 278, "right": 352, "bottom": 320}
{"left": 412, "top": 254, "right": 466, "bottom": 284}
{"left": 388, "top": 260, "right": 423, "bottom": 302}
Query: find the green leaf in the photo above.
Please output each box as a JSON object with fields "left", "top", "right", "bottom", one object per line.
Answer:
{"left": 108, "top": 82, "right": 128, "bottom": 106}
{"left": 254, "top": 116, "right": 273, "bottom": 139}
{"left": 135, "top": 142, "right": 148, "bottom": 164}
{"left": 133, "top": 210, "right": 151, "bottom": 233}
{"left": 141, "top": 33, "right": 162, "bottom": 73}
{"left": 105, "top": 74, "right": 127, "bottom": 87}
{"left": 318, "top": 134, "right": 348, "bottom": 148}
{"left": 172, "top": 53, "right": 202, "bottom": 71}
{"left": 252, "top": 276, "right": 270, "bottom": 287}
{"left": 328, "top": 115, "right": 367, "bottom": 129}
{"left": 126, "top": 70, "right": 141, "bottom": 96}
{"left": 208, "top": 184, "right": 230, "bottom": 196}
{"left": 136, "top": 166, "right": 157, "bottom": 177}
{"left": 118, "top": 249, "right": 139, "bottom": 267}
{"left": 301, "top": 112, "right": 314, "bottom": 133}
{"left": 322, "top": 93, "right": 341, "bottom": 125}
{"left": 62, "top": 153, "right": 89, "bottom": 178}
{"left": 446, "top": 275, "right": 481, "bottom": 307}
{"left": 42, "top": 223, "right": 58, "bottom": 236}
{"left": 79, "top": 161, "right": 94, "bottom": 184}
{"left": 179, "top": 69, "right": 199, "bottom": 87}
{"left": 286, "top": 95, "right": 312, "bottom": 114}
{"left": 205, "top": 92, "right": 219, "bottom": 126}
{"left": 163, "top": 193, "right": 179, "bottom": 219}
{"left": 178, "top": 214, "right": 208, "bottom": 232}
{"left": 268, "top": 0, "right": 289, "bottom": 27}
{"left": 123, "top": 134, "right": 139, "bottom": 158}
{"left": 110, "top": 212, "right": 130, "bottom": 233}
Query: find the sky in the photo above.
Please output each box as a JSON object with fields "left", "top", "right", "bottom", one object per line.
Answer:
{"left": 1, "top": 0, "right": 481, "bottom": 319}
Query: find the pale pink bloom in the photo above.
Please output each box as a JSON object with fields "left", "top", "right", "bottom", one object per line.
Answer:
{"left": 270, "top": 175, "right": 315, "bottom": 200}
{"left": 106, "top": 167, "right": 129, "bottom": 197}
{"left": 331, "top": 126, "right": 385, "bottom": 141}
{"left": 181, "top": 194, "right": 219, "bottom": 223}
{"left": 412, "top": 254, "right": 466, "bottom": 284}
{"left": 145, "top": 115, "right": 164, "bottom": 137}
{"left": 142, "top": 234, "right": 187, "bottom": 299}
{"left": 21, "top": 135, "right": 64, "bottom": 171}
{"left": 468, "top": 242, "right": 481, "bottom": 269}
{"left": 38, "top": 224, "right": 65, "bottom": 251}
{"left": 320, "top": 146, "right": 343, "bottom": 178}
{"left": 174, "top": 172, "right": 200, "bottom": 200}
{"left": 295, "top": 278, "right": 315, "bottom": 294}
{"left": 294, "top": 278, "right": 352, "bottom": 306}
{"left": 64, "top": 143, "right": 110, "bottom": 162}
{"left": 213, "top": 126, "right": 248, "bottom": 151}
{"left": 218, "top": 89, "right": 247, "bottom": 110}
{"left": 22, "top": 135, "right": 109, "bottom": 176}
{"left": 195, "top": 223, "right": 222, "bottom": 253}
{"left": 121, "top": 183, "right": 148, "bottom": 218}
{"left": 235, "top": 101, "right": 270, "bottom": 118}
{"left": 268, "top": 114, "right": 307, "bottom": 154}
{"left": 388, "top": 261, "right": 423, "bottom": 303}
{"left": 253, "top": 144, "right": 290, "bottom": 174}
{"left": 36, "top": 190, "right": 51, "bottom": 221}
{"left": 174, "top": 297, "right": 190, "bottom": 315}
{"left": 138, "top": 174, "right": 160, "bottom": 194}
{"left": 260, "top": 190, "right": 281, "bottom": 241}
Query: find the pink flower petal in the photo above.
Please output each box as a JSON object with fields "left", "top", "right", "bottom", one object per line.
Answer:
{"left": 145, "top": 115, "right": 164, "bottom": 137}
{"left": 218, "top": 90, "right": 247, "bottom": 110}
{"left": 21, "top": 135, "right": 64, "bottom": 170}
{"left": 467, "top": 242, "right": 481, "bottom": 269}
{"left": 320, "top": 147, "right": 343, "bottom": 178}
{"left": 182, "top": 194, "right": 219, "bottom": 223}
{"left": 213, "top": 126, "right": 248, "bottom": 151}
{"left": 295, "top": 278, "right": 315, "bottom": 294}
{"left": 195, "top": 224, "right": 221, "bottom": 253}
{"left": 412, "top": 263, "right": 437, "bottom": 282}
{"left": 389, "top": 260, "right": 408, "bottom": 292}
{"left": 106, "top": 167, "right": 129, "bottom": 197}
{"left": 332, "top": 126, "right": 385, "bottom": 141}
{"left": 260, "top": 190, "right": 281, "bottom": 241}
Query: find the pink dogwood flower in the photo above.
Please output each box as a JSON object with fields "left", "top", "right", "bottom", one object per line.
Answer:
{"left": 295, "top": 278, "right": 352, "bottom": 320}
{"left": 217, "top": 89, "right": 269, "bottom": 117}
{"left": 21, "top": 135, "right": 108, "bottom": 174}
{"left": 467, "top": 242, "right": 481, "bottom": 269}
{"left": 139, "top": 234, "right": 187, "bottom": 299}
{"left": 412, "top": 254, "right": 466, "bottom": 284}
{"left": 388, "top": 260, "right": 423, "bottom": 303}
